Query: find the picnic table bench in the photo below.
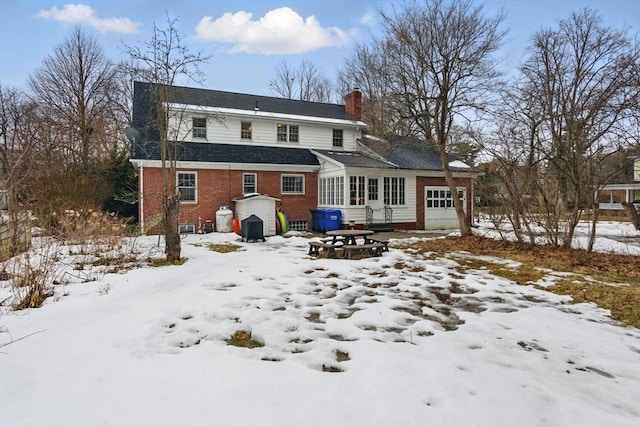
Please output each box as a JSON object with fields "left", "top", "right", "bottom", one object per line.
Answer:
{"left": 342, "top": 242, "right": 385, "bottom": 259}
{"left": 368, "top": 238, "right": 389, "bottom": 252}
{"left": 308, "top": 241, "right": 339, "bottom": 258}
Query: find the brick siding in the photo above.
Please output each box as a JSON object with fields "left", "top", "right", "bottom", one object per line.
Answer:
{"left": 140, "top": 167, "right": 318, "bottom": 232}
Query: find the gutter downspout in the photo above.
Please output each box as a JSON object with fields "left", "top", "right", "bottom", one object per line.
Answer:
{"left": 139, "top": 165, "right": 144, "bottom": 232}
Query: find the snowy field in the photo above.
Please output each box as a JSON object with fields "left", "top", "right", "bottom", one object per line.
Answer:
{"left": 1, "top": 222, "right": 639, "bottom": 427}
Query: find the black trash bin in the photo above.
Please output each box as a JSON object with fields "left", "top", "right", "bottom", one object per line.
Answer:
{"left": 241, "top": 214, "right": 265, "bottom": 242}
{"left": 310, "top": 209, "right": 320, "bottom": 232}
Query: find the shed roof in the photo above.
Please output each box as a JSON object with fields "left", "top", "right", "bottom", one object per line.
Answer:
{"left": 360, "top": 134, "right": 474, "bottom": 172}
{"left": 313, "top": 149, "right": 398, "bottom": 169}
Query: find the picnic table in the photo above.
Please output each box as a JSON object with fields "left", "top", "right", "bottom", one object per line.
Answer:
{"left": 325, "top": 229, "right": 374, "bottom": 246}
{"left": 307, "top": 229, "right": 387, "bottom": 259}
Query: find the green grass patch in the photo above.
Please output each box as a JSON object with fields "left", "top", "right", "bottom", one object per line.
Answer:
{"left": 149, "top": 257, "right": 187, "bottom": 267}
{"left": 202, "top": 243, "right": 242, "bottom": 253}
{"left": 225, "top": 330, "right": 264, "bottom": 348}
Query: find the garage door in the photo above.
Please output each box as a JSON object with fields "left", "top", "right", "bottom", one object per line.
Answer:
{"left": 424, "top": 186, "right": 466, "bottom": 230}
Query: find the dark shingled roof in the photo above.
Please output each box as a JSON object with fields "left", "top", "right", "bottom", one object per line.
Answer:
{"left": 131, "top": 82, "right": 350, "bottom": 167}
{"left": 314, "top": 150, "right": 397, "bottom": 169}
{"left": 131, "top": 141, "right": 320, "bottom": 166}
{"left": 134, "top": 81, "right": 355, "bottom": 121}
{"left": 361, "top": 134, "right": 473, "bottom": 172}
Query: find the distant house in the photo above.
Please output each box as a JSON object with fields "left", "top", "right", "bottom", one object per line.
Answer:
{"left": 597, "top": 158, "right": 640, "bottom": 210}
{"left": 129, "top": 82, "right": 477, "bottom": 233}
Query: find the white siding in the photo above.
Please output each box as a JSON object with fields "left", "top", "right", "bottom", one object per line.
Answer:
{"left": 167, "top": 108, "right": 360, "bottom": 151}
{"left": 319, "top": 168, "right": 417, "bottom": 224}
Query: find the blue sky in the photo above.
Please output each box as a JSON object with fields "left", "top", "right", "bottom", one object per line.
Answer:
{"left": 1, "top": 0, "right": 638, "bottom": 97}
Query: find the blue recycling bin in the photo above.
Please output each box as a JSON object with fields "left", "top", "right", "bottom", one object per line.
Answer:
{"left": 318, "top": 209, "right": 341, "bottom": 232}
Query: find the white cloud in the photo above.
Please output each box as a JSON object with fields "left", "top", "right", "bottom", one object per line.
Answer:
{"left": 359, "top": 11, "right": 375, "bottom": 26}
{"left": 193, "top": 7, "right": 349, "bottom": 55}
{"left": 37, "top": 4, "right": 141, "bottom": 34}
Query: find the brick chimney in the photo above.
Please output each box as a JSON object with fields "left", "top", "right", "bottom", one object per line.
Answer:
{"left": 344, "top": 88, "right": 362, "bottom": 120}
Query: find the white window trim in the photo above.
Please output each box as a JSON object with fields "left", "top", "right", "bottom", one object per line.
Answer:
{"left": 192, "top": 117, "right": 207, "bottom": 139}
{"left": 383, "top": 176, "right": 406, "bottom": 206}
{"left": 277, "top": 123, "right": 300, "bottom": 143}
{"left": 281, "top": 174, "right": 305, "bottom": 195}
{"left": 241, "top": 121, "right": 252, "bottom": 140}
{"left": 177, "top": 171, "right": 197, "bottom": 204}
{"left": 243, "top": 172, "right": 257, "bottom": 194}
{"left": 318, "top": 175, "right": 345, "bottom": 206}
{"left": 332, "top": 129, "right": 344, "bottom": 148}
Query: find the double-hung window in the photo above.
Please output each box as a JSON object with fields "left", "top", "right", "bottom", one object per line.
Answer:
{"left": 332, "top": 129, "right": 343, "bottom": 147}
{"left": 243, "top": 173, "right": 257, "bottom": 194}
{"left": 192, "top": 118, "right": 206, "bottom": 139}
{"left": 241, "top": 121, "right": 252, "bottom": 140}
{"left": 281, "top": 174, "right": 304, "bottom": 194}
{"left": 277, "top": 123, "right": 299, "bottom": 143}
{"left": 178, "top": 172, "right": 196, "bottom": 203}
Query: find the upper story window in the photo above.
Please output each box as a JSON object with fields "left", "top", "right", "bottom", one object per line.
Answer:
{"left": 277, "top": 123, "right": 299, "bottom": 143}
{"left": 332, "top": 129, "right": 343, "bottom": 147}
{"left": 192, "top": 118, "right": 206, "bottom": 139}
{"left": 241, "top": 121, "right": 252, "bottom": 140}
{"left": 178, "top": 172, "right": 196, "bottom": 203}
{"left": 281, "top": 174, "right": 304, "bottom": 194}
{"left": 243, "top": 173, "right": 257, "bottom": 194}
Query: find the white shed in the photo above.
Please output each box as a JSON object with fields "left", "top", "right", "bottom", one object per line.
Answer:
{"left": 232, "top": 193, "right": 280, "bottom": 237}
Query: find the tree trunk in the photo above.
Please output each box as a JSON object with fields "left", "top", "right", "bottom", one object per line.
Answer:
{"left": 437, "top": 147, "right": 472, "bottom": 236}
{"left": 164, "top": 192, "right": 181, "bottom": 261}
{"left": 586, "top": 202, "right": 599, "bottom": 252}
{"left": 621, "top": 201, "right": 640, "bottom": 231}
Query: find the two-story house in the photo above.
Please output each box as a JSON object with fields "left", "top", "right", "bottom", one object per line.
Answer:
{"left": 129, "top": 81, "right": 477, "bottom": 233}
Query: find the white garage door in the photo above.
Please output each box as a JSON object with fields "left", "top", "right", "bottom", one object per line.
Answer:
{"left": 424, "top": 186, "right": 466, "bottom": 230}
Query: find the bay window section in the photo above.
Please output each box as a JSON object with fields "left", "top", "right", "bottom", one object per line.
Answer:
{"left": 319, "top": 176, "right": 344, "bottom": 206}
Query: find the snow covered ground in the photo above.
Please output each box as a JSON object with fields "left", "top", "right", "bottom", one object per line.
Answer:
{"left": 1, "top": 223, "right": 639, "bottom": 427}
{"left": 475, "top": 218, "right": 640, "bottom": 255}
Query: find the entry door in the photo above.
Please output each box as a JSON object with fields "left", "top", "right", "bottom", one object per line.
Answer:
{"left": 424, "top": 186, "right": 466, "bottom": 230}
{"left": 367, "top": 177, "right": 383, "bottom": 210}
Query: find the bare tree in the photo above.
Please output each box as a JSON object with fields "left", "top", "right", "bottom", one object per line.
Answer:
{"left": 0, "top": 84, "right": 38, "bottom": 255}
{"left": 269, "top": 60, "right": 334, "bottom": 102}
{"left": 371, "top": 0, "right": 505, "bottom": 236}
{"left": 337, "top": 44, "right": 411, "bottom": 139}
{"left": 520, "top": 8, "right": 640, "bottom": 248}
{"left": 122, "top": 15, "right": 210, "bottom": 262}
{"left": 28, "top": 27, "right": 119, "bottom": 171}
